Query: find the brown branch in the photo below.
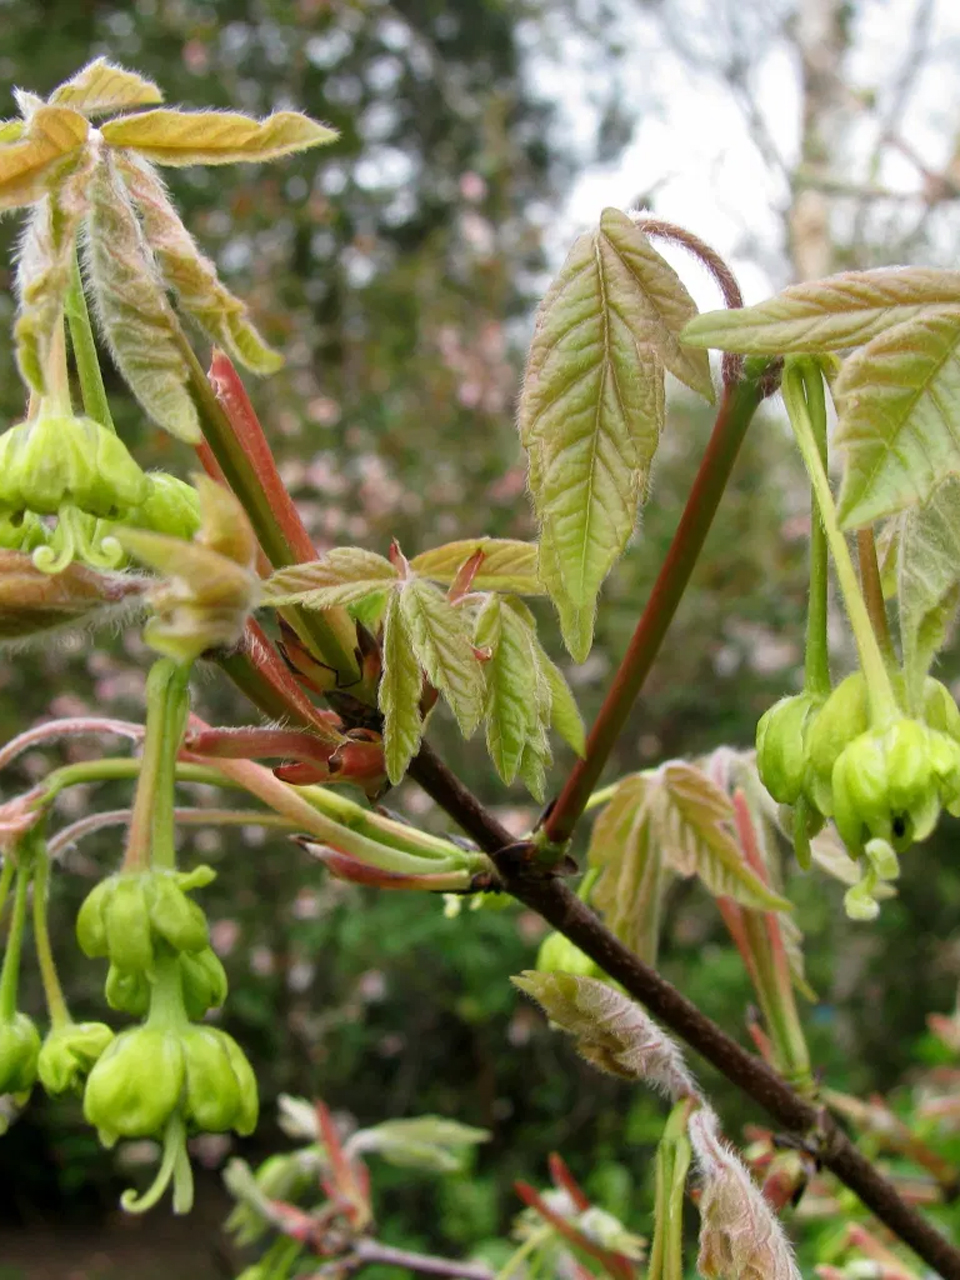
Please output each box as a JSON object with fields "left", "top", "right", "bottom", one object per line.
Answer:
{"left": 406, "top": 748, "right": 960, "bottom": 1280}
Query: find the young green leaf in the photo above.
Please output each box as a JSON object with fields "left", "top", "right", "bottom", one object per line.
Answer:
{"left": 535, "top": 643, "right": 586, "bottom": 756}
{"left": 399, "top": 578, "right": 484, "bottom": 737}
{"left": 682, "top": 269, "right": 960, "bottom": 354}
{"left": 0, "top": 105, "right": 89, "bottom": 212}
{"left": 100, "top": 108, "right": 338, "bottom": 165}
{"left": 654, "top": 763, "right": 791, "bottom": 912}
{"left": 835, "top": 311, "right": 960, "bottom": 527}
{"left": 15, "top": 147, "right": 96, "bottom": 392}
{"left": 350, "top": 1116, "right": 489, "bottom": 1174}
{"left": 512, "top": 972, "right": 700, "bottom": 1099}
{"left": 116, "top": 153, "right": 283, "bottom": 375}
{"left": 521, "top": 213, "right": 692, "bottom": 658}
{"left": 896, "top": 476, "right": 960, "bottom": 704}
{"left": 262, "top": 548, "right": 398, "bottom": 609}
{"left": 49, "top": 58, "right": 163, "bottom": 116}
{"left": 475, "top": 595, "right": 532, "bottom": 785}
{"left": 410, "top": 539, "right": 543, "bottom": 594}
{"left": 85, "top": 155, "right": 199, "bottom": 442}
{"left": 378, "top": 590, "right": 423, "bottom": 784}
{"left": 588, "top": 775, "right": 666, "bottom": 966}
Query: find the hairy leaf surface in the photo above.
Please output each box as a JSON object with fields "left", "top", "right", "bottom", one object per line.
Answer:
{"left": 655, "top": 763, "right": 791, "bottom": 911}
{"left": 400, "top": 578, "right": 483, "bottom": 737}
{"left": 835, "top": 311, "right": 960, "bottom": 527}
{"left": 896, "top": 476, "right": 960, "bottom": 703}
{"left": 690, "top": 1108, "right": 801, "bottom": 1280}
{"left": 0, "top": 105, "right": 89, "bottom": 211}
{"left": 513, "top": 972, "right": 699, "bottom": 1099}
{"left": 262, "top": 548, "right": 397, "bottom": 609}
{"left": 411, "top": 539, "right": 543, "bottom": 594}
{"left": 101, "top": 108, "right": 337, "bottom": 164}
{"left": 520, "top": 209, "right": 709, "bottom": 659}
{"left": 682, "top": 269, "right": 960, "bottom": 354}
{"left": 379, "top": 590, "right": 423, "bottom": 784}
{"left": 86, "top": 156, "right": 199, "bottom": 441}
{"left": 588, "top": 775, "right": 666, "bottom": 966}
{"left": 50, "top": 58, "right": 163, "bottom": 115}
{"left": 117, "top": 153, "right": 283, "bottom": 374}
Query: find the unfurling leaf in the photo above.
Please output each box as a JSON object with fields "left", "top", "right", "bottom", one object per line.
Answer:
{"left": 263, "top": 548, "right": 398, "bottom": 609}
{"left": 655, "top": 763, "right": 791, "bottom": 912}
{"left": 682, "top": 268, "right": 960, "bottom": 354}
{"left": 513, "top": 972, "right": 700, "bottom": 1100}
{"left": 85, "top": 155, "right": 199, "bottom": 441}
{"left": 0, "top": 105, "right": 89, "bottom": 212}
{"left": 588, "top": 775, "right": 666, "bottom": 966}
{"left": 520, "top": 208, "right": 708, "bottom": 658}
{"left": 116, "top": 153, "right": 283, "bottom": 374}
{"left": 379, "top": 590, "right": 423, "bottom": 784}
{"left": 689, "top": 1108, "right": 801, "bottom": 1280}
{"left": 49, "top": 58, "right": 163, "bottom": 116}
{"left": 15, "top": 147, "right": 96, "bottom": 392}
{"left": 400, "top": 578, "right": 484, "bottom": 737}
{"left": 835, "top": 311, "right": 960, "bottom": 527}
{"left": 350, "top": 1116, "right": 489, "bottom": 1174}
{"left": 411, "top": 539, "right": 544, "bottom": 595}
{"left": 895, "top": 476, "right": 960, "bottom": 703}
{"left": 538, "top": 645, "right": 586, "bottom": 756}
{"left": 100, "top": 108, "right": 338, "bottom": 165}
{"left": 475, "top": 594, "right": 533, "bottom": 785}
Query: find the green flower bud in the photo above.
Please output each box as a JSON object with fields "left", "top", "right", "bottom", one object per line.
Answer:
{"left": 0, "top": 408, "right": 147, "bottom": 520}
{"left": 181, "top": 1026, "right": 258, "bottom": 1135}
{"left": 77, "top": 867, "right": 215, "bottom": 974}
{"left": 831, "top": 719, "right": 960, "bottom": 854}
{"left": 804, "top": 673, "right": 870, "bottom": 816}
{"left": 104, "top": 964, "right": 150, "bottom": 1017}
{"left": 83, "top": 1026, "right": 185, "bottom": 1145}
{"left": 536, "top": 931, "right": 598, "bottom": 978}
{"left": 923, "top": 678, "right": 960, "bottom": 743}
{"left": 38, "top": 1021, "right": 114, "bottom": 1095}
{"left": 0, "top": 1012, "right": 41, "bottom": 1095}
{"left": 127, "top": 473, "right": 202, "bottom": 539}
{"left": 180, "top": 947, "right": 228, "bottom": 1020}
{"left": 145, "top": 872, "right": 209, "bottom": 955}
{"left": 756, "top": 692, "right": 823, "bottom": 806}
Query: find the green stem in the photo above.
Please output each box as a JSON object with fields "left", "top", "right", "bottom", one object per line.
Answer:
{"left": 544, "top": 358, "right": 775, "bottom": 847}
{"left": 495, "top": 1225, "right": 553, "bottom": 1280}
{"left": 782, "top": 361, "right": 899, "bottom": 728}
{"left": 0, "top": 856, "right": 31, "bottom": 1023}
{"left": 0, "top": 856, "right": 15, "bottom": 924}
{"left": 65, "top": 249, "right": 114, "bottom": 431}
{"left": 145, "top": 948, "right": 189, "bottom": 1029}
{"left": 31, "top": 838, "right": 70, "bottom": 1029}
{"left": 648, "top": 1100, "right": 694, "bottom": 1280}
{"left": 297, "top": 782, "right": 471, "bottom": 863}
{"left": 44, "top": 316, "right": 72, "bottom": 416}
{"left": 123, "top": 660, "right": 192, "bottom": 873}
{"left": 800, "top": 361, "right": 831, "bottom": 698}
{"left": 37, "top": 758, "right": 230, "bottom": 807}
{"left": 584, "top": 784, "right": 619, "bottom": 814}
{"left": 148, "top": 660, "right": 193, "bottom": 872}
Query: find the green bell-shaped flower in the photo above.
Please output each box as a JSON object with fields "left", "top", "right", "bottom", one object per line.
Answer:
{"left": 180, "top": 947, "right": 228, "bottom": 1020}
{"left": 76, "top": 865, "right": 215, "bottom": 974}
{"left": 0, "top": 1012, "right": 41, "bottom": 1095}
{"left": 756, "top": 692, "right": 824, "bottom": 806}
{"left": 0, "top": 406, "right": 147, "bottom": 521}
{"left": 83, "top": 1025, "right": 185, "bottom": 1146}
{"left": 181, "top": 1026, "right": 258, "bottom": 1135}
{"left": 38, "top": 1021, "right": 114, "bottom": 1096}
{"left": 804, "top": 672, "right": 870, "bottom": 817}
{"left": 0, "top": 510, "right": 48, "bottom": 554}
{"left": 831, "top": 718, "right": 960, "bottom": 854}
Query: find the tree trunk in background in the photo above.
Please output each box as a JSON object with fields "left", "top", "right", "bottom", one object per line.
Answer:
{"left": 788, "top": 0, "right": 852, "bottom": 280}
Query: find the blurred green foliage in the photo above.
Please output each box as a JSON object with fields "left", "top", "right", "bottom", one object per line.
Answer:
{"left": 1, "top": 1, "right": 960, "bottom": 1275}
